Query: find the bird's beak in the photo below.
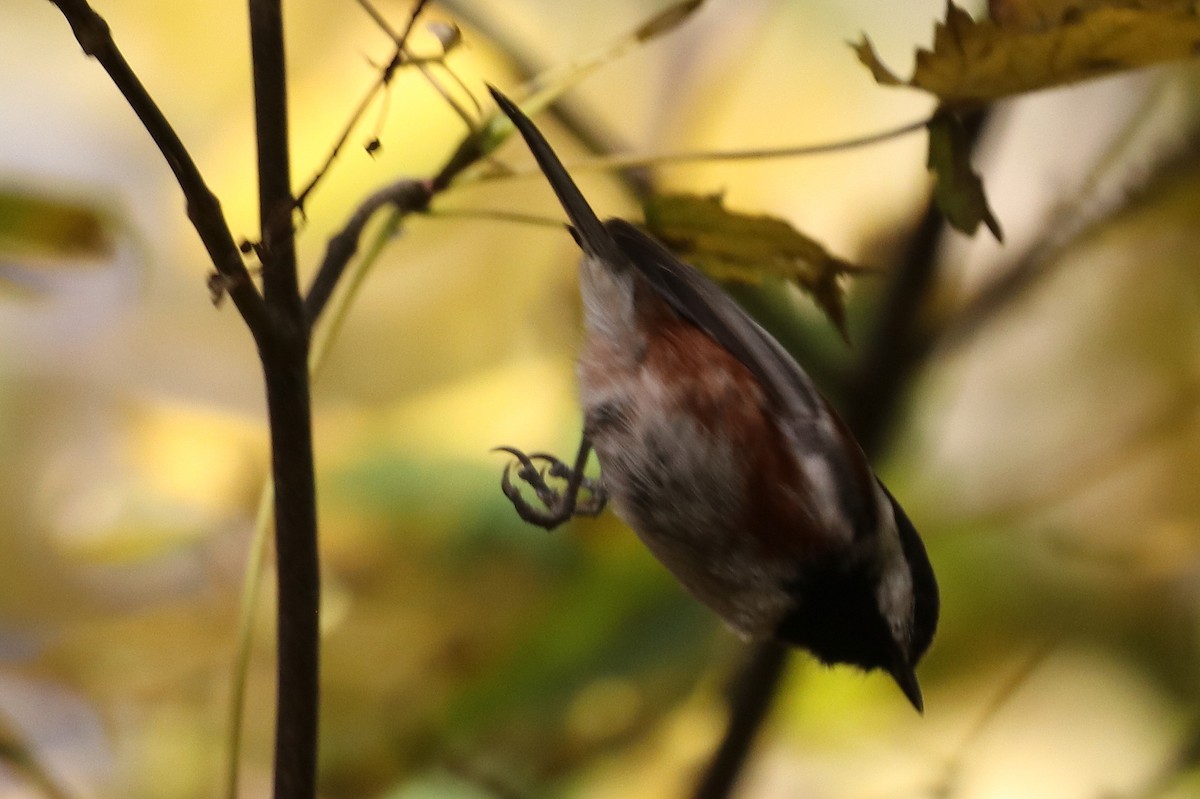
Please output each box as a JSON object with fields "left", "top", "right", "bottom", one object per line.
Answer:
{"left": 487, "top": 85, "right": 619, "bottom": 262}
{"left": 888, "top": 659, "right": 925, "bottom": 714}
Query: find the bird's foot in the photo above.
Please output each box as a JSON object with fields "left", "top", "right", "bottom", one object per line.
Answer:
{"left": 494, "top": 445, "right": 607, "bottom": 529}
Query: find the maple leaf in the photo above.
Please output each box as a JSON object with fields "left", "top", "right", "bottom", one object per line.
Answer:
{"left": 643, "top": 193, "right": 866, "bottom": 340}
{"left": 855, "top": 0, "right": 1200, "bottom": 106}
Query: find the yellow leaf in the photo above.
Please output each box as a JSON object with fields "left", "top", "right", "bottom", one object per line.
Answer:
{"left": 643, "top": 193, "right": 864, "bottom": 339}
{"left": 989, "top": 0, "right": 1177, "bottom": 31}
{"left": 851, "top": 37, "right": 903, "bottom": 86}
{"left": 856, "top": 0, "right": 1200, "bottom": 106}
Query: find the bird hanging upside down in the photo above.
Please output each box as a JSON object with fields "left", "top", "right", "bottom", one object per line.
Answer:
{"left": 489, "top": 86, "right": 938, "bottom": 712}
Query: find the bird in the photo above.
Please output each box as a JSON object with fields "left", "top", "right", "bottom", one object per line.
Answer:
{"left": 488, "top": 85, "right": 938, "bottom": 711}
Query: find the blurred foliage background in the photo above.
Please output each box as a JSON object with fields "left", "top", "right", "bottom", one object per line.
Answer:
{"left": 3, "top": 0, "right": 1200, "bottom": 797}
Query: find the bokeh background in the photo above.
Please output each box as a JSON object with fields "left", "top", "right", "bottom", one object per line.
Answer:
{"left": 3, "top": 0, "right": 1200, "bottom": 797}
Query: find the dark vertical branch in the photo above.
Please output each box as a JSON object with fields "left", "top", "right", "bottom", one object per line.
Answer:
{"left": 844, "top": 109, "right": 990, "bottom": 452}
{"left": 691, "top": 642, "right": 788, "bottom": 799}
{"left": 691, "top": 110, "right": 993, "bottom": 799}
{"left": 259, "top": 345, "right": 319, "bottom": 799}
{"left": 248, "top": 3, "right": 320, "bottom": 799}
{"left": 841, "top": 202, "right": 945, "bottom": 450}
{"left": 250, "top": 0, "right": 300, "bottom": 307}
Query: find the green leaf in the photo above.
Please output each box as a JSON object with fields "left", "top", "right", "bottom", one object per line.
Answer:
{"left": 0, "top": 190, "right": 111, "bottom": 260}
{"left": 643, "top": 193, "right": 865, "bottom": 339}
{"left": 0, "top": 189, "right": 115, "bottom": 297}
{"left": 855, "top": 0, "right": 1200, "bottom": 106}
{"left": 926, "top": 113, "right": 1003, "bottom": 240}
{"left": 478, "top": 0, "right": 707, "bottom": 157}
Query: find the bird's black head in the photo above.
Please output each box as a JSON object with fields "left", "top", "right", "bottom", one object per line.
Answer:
{"left": 776, "top": 494, "right": 939, "bottom": 712}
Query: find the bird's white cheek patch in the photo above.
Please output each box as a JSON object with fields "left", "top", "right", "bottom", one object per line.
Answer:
{"left": 874, "top": 496, "right": 916, "bottom": 644}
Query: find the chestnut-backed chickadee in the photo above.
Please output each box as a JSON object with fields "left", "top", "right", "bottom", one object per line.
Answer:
{"left": 489, "top": 86, "right": 938, "bottom": 711}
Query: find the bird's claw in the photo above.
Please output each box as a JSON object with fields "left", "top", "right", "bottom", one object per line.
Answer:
{"left": 494, "top": 445, "right": 607, "bottom": 529}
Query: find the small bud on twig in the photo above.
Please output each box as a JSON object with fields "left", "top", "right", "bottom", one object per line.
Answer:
{"left": 427, "top": 20, "right": 461, "bottom": 53}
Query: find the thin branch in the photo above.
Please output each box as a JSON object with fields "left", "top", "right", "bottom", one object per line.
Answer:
{"left": 304, "top": 92, "right": 504, "bottom": 327}
{"left": 928, "top": 643, "right": 1055, "bottom": 798}
{"left": 360, "top": 0, "right": 480, "bottom": 131}
{"left": 45, "top": 0, "right": 269, "bottom": 334}
{"left": 469, "top": 116, "right": 932, "bottom": 182}
{"left": 430, "top": 0, "right": 664, "bottom": 197}
{"left": 47, "top": 3, "right": 318, "bottom": 798}
{"left": 304, "top": 178, "right": 432, "bottom": 325}
{"left": 414, "top": 60, "right": 480, "bottom": 130}
{"left": 425, "top": 207, "right": 567, "bottom": 228}
{"left": 294, "top": 76, "right": 389, "bottom": 213}
{"left": 356, "top": 0, "right": 428, "bottom": 41}
{"left": 293, "top": 0, "right": 432, "bottom": 213}
{"left": 691, "top": 642, "right": 789, "bottom": 799}
{"left": 357, "top": 0, "right": 477, "bottom": 128}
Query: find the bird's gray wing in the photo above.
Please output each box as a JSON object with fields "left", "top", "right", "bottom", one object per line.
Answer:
{"left": 604, "top": 218, "right": 824, "bottom": 418}
{"left": 606, "top": 219, "right": 882, "bottom": 538}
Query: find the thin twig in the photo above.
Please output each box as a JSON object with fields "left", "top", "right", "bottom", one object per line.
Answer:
{"left": 304, "top": 178, "right": 433, "bottom": 325}
{"left": 928, "top": 643, "right": 1055, "bottom": 798}
{"left": 469, "top": 116, "right": 932, "bottom": 182}
{"left": 415, "top": 60, "right": 479, "bottom": 130}
{"left": 45, "top": 0, "right": 269, "bottom": 335}
{"left": 292, "top": 0, "right": 432, "bottom": 214}
{"left": 296, "top": 79, "right": 392, "bottom": 214}
{"left": 49, "top": 3, "right": 322, "bottom": 797}
{"left": 358, "top": 0, "right": 479, "bottom": 129}
{"left": 425, "top": 207, "right": 567, "bottom": 228}
{"left": 304, "top": 87, "right": 504, "bottom": 327}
